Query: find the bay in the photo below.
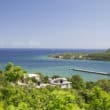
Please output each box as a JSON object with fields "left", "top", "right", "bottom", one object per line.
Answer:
{"left": 0, "top": 48, "right": 109, "bottom": 81}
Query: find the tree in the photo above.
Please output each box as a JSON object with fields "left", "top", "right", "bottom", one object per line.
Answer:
{"left": 47, "top": 90, "right": 82, "bottom": 110}
{"left": 0, "top": 70, "right": 5, "bottom": 85}
{"left": 95, "top": 79, "right": 110, "bottom": 92}
{"left": 0, "top": 101, "right": 4, "bottom": 110}
{"left": 7, "top": 105, "right": 16, "bottom": 110}
{"left": 87, "top": 86, "right": 110, "bottom": 110}
{"left": 52, "top": 75, "right": 60, "bottom": 79}
{"left": 4, "top": 62, "right": 27, "bottom": 83}
{"left": 86, "top": 81, "right": 95, "bottom": 89}
{"left": 70, "top": 75, "right": 86, "bottom": 90}
{"left": 35, "top": 72, "right": 49, "bottom": 83}
{"left": 17, "top": 102, "right": 29, "bottom": 110}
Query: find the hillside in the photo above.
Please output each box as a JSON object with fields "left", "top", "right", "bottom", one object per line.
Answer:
{"left": 48, "top": 49, "right": 110, "bottom": 61}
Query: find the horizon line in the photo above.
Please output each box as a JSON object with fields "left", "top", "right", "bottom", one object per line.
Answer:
{"left": 0, "top": 47, "right": 107, "bottom": 50}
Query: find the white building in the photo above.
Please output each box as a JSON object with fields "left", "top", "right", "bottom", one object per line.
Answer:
{"left": 18, "top": 74, "right": 72, "bottom": 89}
{"left": 18, "top": 73, "right": 40, "bottom": 85}
{"left": 36, "top": 83, "right": 50, "bottom": 88}
{"left": 49, "top": 78, "right": 72, "bottom": 89}
{"left": 25, "top": 73, "right": 40, "bottom": 81}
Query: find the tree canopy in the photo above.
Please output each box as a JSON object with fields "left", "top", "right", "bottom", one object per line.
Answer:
{"left": 4, "top": 62, "right": 27, "bottom": 83}
{"left": 0, "top": 63, "right": 110, "bottom": 110}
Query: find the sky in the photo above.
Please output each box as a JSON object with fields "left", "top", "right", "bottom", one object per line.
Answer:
{"left": 0, "top": 0, "right": 110, "bottom": 49}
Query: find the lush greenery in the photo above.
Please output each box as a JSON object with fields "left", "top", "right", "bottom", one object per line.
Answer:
{"left": 48, "top": 49, "right": 110, "bottom": 61}
{"left": 0, "top": 63, "right": 110, "bottom": 110}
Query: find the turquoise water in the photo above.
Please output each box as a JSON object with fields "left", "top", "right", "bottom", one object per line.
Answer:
{"left": 0, "top": 48, "right": 109, "bottom": 81}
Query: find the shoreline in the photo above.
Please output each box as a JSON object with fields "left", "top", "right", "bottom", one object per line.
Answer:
{"left": 48, "top": 50, "right": 110, "bottom": 61}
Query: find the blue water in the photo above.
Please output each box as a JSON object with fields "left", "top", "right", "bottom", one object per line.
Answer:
{"left": 0, "top": 48, "right": 110, "bottom": 81}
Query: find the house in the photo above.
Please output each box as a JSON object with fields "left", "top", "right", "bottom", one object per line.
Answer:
{"left": 49, "top": 78, "right": 72, "bottom": 89}
{"left": 59, "top": 56, "right": 63, "bottom": 59}
{"left": 26, "top": 73, "right": 40, "bottom": 81}
{"left": 18, "top": 73, "right": 72, "bottom": 89}
{"left": 18, "top": 73, "right": 40, "bottom": 85}
{"left": 36, "top": 83, "right": 50, "bottom": 88}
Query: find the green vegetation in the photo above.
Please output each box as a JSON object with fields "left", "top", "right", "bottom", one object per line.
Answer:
{"left": 4, "top": 62, "right": 27, "bottom": 83}
{"left": 48, "top": 49, "right": 110, "bottom": 61}
{"left": 69, "top": 75, "right": 86, "bottom": 90}
{"left": 48, "top": 53, "right": 88, "bottom": 60}
{"left": 0, "top": 63, "right": 110, "bottom": 110}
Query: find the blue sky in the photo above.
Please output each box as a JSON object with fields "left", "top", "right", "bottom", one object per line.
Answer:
{"left": 0, "top": 0, "right": 110, "bottom": 49}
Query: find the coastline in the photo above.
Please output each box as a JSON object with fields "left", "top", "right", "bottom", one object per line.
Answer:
{"left": 0, "top": 48, "right": 110, "bottom": 81}
{"left": 48, "top": 49, "right": 110, "bottom": 61}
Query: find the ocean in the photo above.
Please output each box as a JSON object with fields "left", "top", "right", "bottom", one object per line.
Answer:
{"left": 0, "top": 48, "right": 110, "bottom": 81}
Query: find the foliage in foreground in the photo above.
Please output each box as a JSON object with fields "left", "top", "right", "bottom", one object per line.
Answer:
{"left": 0, "top": 63, "right": 110, "bottom": 110}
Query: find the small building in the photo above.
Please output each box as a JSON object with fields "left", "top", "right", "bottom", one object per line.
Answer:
{"left": 18, "top": 74, "right": 72, "bottom": 89}
{"left": 49, "top": 78, "right": 72, "bottom": 89}
{"left": 18, "top": 73, "right": 40, "bottom": 85}
{"left": 23, "top": 73, "right": 40, "bottom": 81}
{"left": 36, "top": 83, "right": 50, "bottom": 88}
{"left": 79, "top": 55, "right": 83, "bottom": 59}
{"left": 59, "top": 56, "right": 63, "bottom": 59}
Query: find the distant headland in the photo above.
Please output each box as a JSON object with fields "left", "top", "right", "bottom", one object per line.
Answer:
{"left": 48, "top": 48, "right": 110, "bottom": 61}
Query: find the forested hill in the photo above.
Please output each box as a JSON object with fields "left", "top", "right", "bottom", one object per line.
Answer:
{"left": 48, "top": 49, "right": 110, "bottom": 61}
